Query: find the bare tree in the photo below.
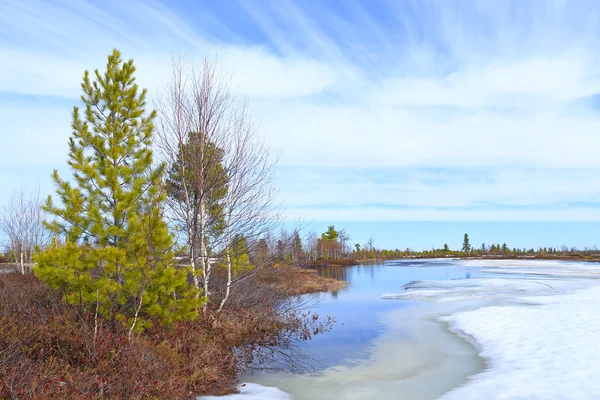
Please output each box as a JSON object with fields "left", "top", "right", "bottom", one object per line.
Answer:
{"left": 338, "top": 229, "right": 350, "bottom": 259}
{"left": 156, "top": 54, "right": 231, "bottom": 307}
{"left": 156, "top": 54, "right": 279, "bottom": 311}
{"left": 0, "top": 186, "right": 51, "bottom": 274}
{"left": 305, "top": 230, "right": 319, "bottom": 263}
{"left": 217, "top": 100, "right": 279, "bottom": 311}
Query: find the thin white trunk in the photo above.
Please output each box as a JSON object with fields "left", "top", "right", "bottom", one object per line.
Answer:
{"left": 199, "top": 201, "right": 211, "bottom": 311}
{"left": 217, "top": 242, "right": 232, "bottom": 312}
{"left": 128, "top": 290, "right": 144, "bottom": 341}
{"left": 217, "top": 209, "right": 234, "bottom": 312}
{"left": 217, "top": 138, "right": 239, "bottom": 313}
{"left": 94, "top": 289, "right": 99, "bottom": 343}
{"left": 19, "top": 251, "right": 24, "bottom": 275}
{"left": 189, "top": 245, "right": 200, "bottom": 296}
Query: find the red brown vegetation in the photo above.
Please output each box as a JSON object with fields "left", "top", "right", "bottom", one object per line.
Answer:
{"left": 263, "top": 265, "right": 347, "bottom": 296}
{"left": 0, "top": 271, "right": 338, "bottom": 399}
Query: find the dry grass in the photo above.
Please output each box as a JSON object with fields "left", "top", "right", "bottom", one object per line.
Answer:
{"left": 265, "top": 265, "right": 348, "bottom": 296}
{"left": 0, "top": 267, "right": 339, "bottom": 399}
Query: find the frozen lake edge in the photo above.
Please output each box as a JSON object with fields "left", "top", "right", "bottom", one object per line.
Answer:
{"left": 199, "top": 260, "right": 600, "bottom": 399}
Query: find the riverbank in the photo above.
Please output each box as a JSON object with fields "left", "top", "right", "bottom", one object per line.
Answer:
{"left": 386, "top": 259, "right": 600, "bottom": 399}
{"left": 461, "top": 253, "right": 600, "bottom": 262}
{"left": 300, "top": 252, "right": 600, "bottom": 270}
{"left": 0, "top": 266, "right": 343, "bottom": 399}
{"left": 266, "top": 266, "right": 347, "bottom": 296}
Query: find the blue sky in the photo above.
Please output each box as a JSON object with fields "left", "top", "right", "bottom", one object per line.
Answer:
{"left": 2, "top": 0, "right": 600, "bottom": 250}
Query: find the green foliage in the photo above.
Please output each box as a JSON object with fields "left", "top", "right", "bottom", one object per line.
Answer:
{"left": 35, "top": 49, "right": 201, "bottom": 331}
{"left": 462, "top": 233, "right": 471, "bottom": 253}
{"left": 166, "top": 139, "right": 228, "bottom": 238}
{"left": 321, "top": 225, "right": 339, "bottom": 242}
{"left": 229, "top": 235, "right": 253, "bottom": 275}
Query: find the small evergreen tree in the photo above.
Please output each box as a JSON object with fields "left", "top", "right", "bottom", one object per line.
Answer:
{"left": 166, "top": 139, "right": 228, "bottom": 239}
{"left": 276, "top": 239, "right": 285, "bottom": 261}
{"left": 462, "top": 233, "right": 471, "bottom": 253}
{"left": 35, "top": 49, "right": 200, "bottom": 335}
{"left": 321, "top": 225, "right": 340, "bottom": 259}
{"left": 321, "top": 225, "right": 339, "bottom": 242}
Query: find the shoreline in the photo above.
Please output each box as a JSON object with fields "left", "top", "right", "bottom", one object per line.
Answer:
{"left": 298, "top": 253, "right": 600, "bottom": 271}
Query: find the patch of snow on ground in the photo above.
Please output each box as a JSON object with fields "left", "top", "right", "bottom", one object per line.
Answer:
{"left": 439, "top": 285, "right": 600, "bottom": 399}
{"left": 197, "top": 383, "right": 292, "bottom": 400}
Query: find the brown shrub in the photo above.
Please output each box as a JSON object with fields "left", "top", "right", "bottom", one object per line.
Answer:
{"left": 0, "top": 274, "right": 241, "bottom": 399}
{"left": 0, "top": 271, "right": 334, "bottom": 399}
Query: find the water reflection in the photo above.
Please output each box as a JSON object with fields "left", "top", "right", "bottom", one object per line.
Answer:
{"left": 290, "top": 260, "right": 483, "bottom": 367}
{"left": 241, "top": 259, "right": 491, "bottom": 399}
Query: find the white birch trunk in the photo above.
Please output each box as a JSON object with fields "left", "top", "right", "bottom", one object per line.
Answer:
{"left": 19, "top": 250, "right": 24, "bottom": 275}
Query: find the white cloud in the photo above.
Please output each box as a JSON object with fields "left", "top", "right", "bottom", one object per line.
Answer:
{"left": 279, "top": 168, "right": 600, "bottom": 209}
{"left": 287, "top": 206, "right": 600, "bottom": 223}
{"left": 2, "top": 0, "right": 600, "bottom": 222}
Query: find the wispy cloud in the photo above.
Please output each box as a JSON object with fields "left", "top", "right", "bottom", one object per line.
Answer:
{"left": 1, "top": 0, "right": 600, "bottom": 224}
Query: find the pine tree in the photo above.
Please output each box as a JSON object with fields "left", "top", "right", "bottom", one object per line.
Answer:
{"left": 462, "top": 233, "right": 471, "bottom": 253}
{"left": 321, "top": 225, "right": 339, "bottom": 242}
{"left": 166, "top": 139, "right": 228, "bottom": 239}
{"left": 35, "top": 49, "right": 200, "bottom": 335}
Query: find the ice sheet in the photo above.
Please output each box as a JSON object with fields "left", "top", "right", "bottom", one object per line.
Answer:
{"left": 383, "top": 259, "right": 600, "bottom": 398}
{"left": 382, "top": 277, "right": 595, "bottom": 303}
{"left": 458, "top": 259, "right": 600, "bottom": 279}
{"left": 440, "top": 285, "right": 600, "bottom": 399}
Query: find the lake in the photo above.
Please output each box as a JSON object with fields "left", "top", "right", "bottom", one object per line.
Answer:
{"left": 199, "top": 258, "right": 600, "bottom": 400}
{"left": 236, "top": 259, "right": 517, "bottom": 399}
{"left": 198, "top": 258, "right": 600, "bottom": 400}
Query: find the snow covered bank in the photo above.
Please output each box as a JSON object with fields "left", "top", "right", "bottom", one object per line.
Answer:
{"left": 460, "top": 259, "right": 600, "bottom": 279}
{"left": 197, "top": 383, "right": 292, "bottom": 400}
{"left": 385, "top": 260, "right": 600, "bottom": 399}
{"left": 440, "top": 285, "right": 600, "bottom": 399}
{"left": 382, "top": 277, "right": 596, "bottom": 303}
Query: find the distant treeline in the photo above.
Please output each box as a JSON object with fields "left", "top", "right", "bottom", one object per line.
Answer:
{"left": 274, "top": 229, "right": 600, "bottom": 265}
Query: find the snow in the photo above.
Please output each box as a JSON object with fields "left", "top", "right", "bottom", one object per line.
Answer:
{"left": 197, "top": 383, "right": 292, "bottom": 400}
{"left": 381, "top": 277, "right": 595, "bottom": 303}
{"left": 387, "top": 260, "right": 600, "bottom": 399}
{"left": 440, "top": 286, "right": 600, "bottom": 399}
{"left": 459, "top": 259, "right": 600, "bottom": 279}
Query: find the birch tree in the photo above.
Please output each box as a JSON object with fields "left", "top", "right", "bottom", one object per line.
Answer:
{"left": 0, "top": 186, "right": 51, "bottom": 274}
{"left": 156, "top": 56, "right": 232, "bottom": 308}
{"left": 217, "top": 108, "right": 278, "bottom": 311}
{"left": 157, "top": 54, "right": 279, "bottom": 311}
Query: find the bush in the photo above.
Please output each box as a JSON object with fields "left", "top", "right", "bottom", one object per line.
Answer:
{"left": 0, "top": 251, "right": 13, "bottom": 264}
{"left": 0, "top": 271, "right": 332, "bottom": 399}
{"left": 0, "top": 274, "right": 238, "bottom": 399}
